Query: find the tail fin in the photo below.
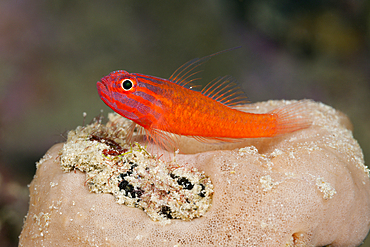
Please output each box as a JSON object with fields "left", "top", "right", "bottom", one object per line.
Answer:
{"left": 270, "top": 100, "right": 312, "bottom": 136}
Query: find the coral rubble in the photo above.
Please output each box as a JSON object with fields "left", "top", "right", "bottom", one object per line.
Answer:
{"left": 59, "top": 114, "right": 213, "bottom": 222}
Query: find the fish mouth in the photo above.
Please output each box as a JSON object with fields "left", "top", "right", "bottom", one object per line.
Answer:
{"left": 97, "top": 81, "right": 112, "bottom": 105}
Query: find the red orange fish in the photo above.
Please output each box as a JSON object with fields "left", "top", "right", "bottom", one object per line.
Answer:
{"left": 97, "top": 49, "right": 311, "bottom": 149}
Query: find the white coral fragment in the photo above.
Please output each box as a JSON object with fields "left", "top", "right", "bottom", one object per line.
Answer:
{"left": 316, "top": 177, "right": 336, "bottom": 199}
{"left": 260, "top": 175, "right": 276, "bottom": 191}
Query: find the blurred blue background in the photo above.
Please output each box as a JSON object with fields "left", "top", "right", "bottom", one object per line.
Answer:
{"left": 1, "top": 0, "right": 369, "bottom": 246}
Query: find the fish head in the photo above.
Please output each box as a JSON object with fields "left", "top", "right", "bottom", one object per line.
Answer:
{"left": 97, "top": 70, "right": 142, "bottom": 121}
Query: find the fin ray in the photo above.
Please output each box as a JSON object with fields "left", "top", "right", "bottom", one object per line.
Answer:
{"left": 191, "top": 135, "right": 247, "bottom": 144}
{"left": 201, "top": 75, "right": 249, "bottom": 107}
{"left": 169, "top": 57, "right": 209, "bottom": 87}
{"left": 125, "top": 122, "right": 138, "bottom": 144}
{"left": 169, "top": 47, "right": 242, "bottom": 89}
{"left": 270, "top": 100, "right": 312, "bottom": 136}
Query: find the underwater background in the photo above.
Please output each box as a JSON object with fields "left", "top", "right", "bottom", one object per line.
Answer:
{"left": 1, "top": 0, "right": 369, "bottom": 246}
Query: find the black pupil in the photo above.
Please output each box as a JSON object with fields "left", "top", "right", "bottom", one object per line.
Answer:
{"left": 122, "top": 80, "right": 132, "bottom": 90}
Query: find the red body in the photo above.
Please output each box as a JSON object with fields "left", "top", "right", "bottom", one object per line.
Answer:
{"left": 97, "top": 70, "right": 309, "bottom": 142}
{"left": 97, "top": 50, "right": 310, "bottom": 145}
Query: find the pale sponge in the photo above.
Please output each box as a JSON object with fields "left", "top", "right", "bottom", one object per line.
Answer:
{"left": 19, "top": 100, "right": 370, "bottom": 246}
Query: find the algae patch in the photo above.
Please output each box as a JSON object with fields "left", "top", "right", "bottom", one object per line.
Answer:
{"left": 59, "top": 113, "right": 213, "bottom": 222}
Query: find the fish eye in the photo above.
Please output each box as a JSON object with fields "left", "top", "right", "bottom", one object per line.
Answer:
{"left": 121, "top": 79, "right": 133, "bottom": 91}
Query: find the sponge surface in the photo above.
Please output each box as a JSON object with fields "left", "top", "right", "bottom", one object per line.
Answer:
{"left": 19, "top": 100, "right": 370, "bottom": 247}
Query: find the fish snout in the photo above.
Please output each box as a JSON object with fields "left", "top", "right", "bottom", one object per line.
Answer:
{"left": 97, "top": 81, "right": 112, "bottom": 104}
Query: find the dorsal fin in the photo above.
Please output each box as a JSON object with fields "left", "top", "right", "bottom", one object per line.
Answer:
{"left": 168, "top": 47, "right": 242, "bottom": 88}
{"left": 169, "top": 57, "right": 206, "bottom": 87}
{"left": 201, "top": 75, "right": 249, "bottom": 107}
